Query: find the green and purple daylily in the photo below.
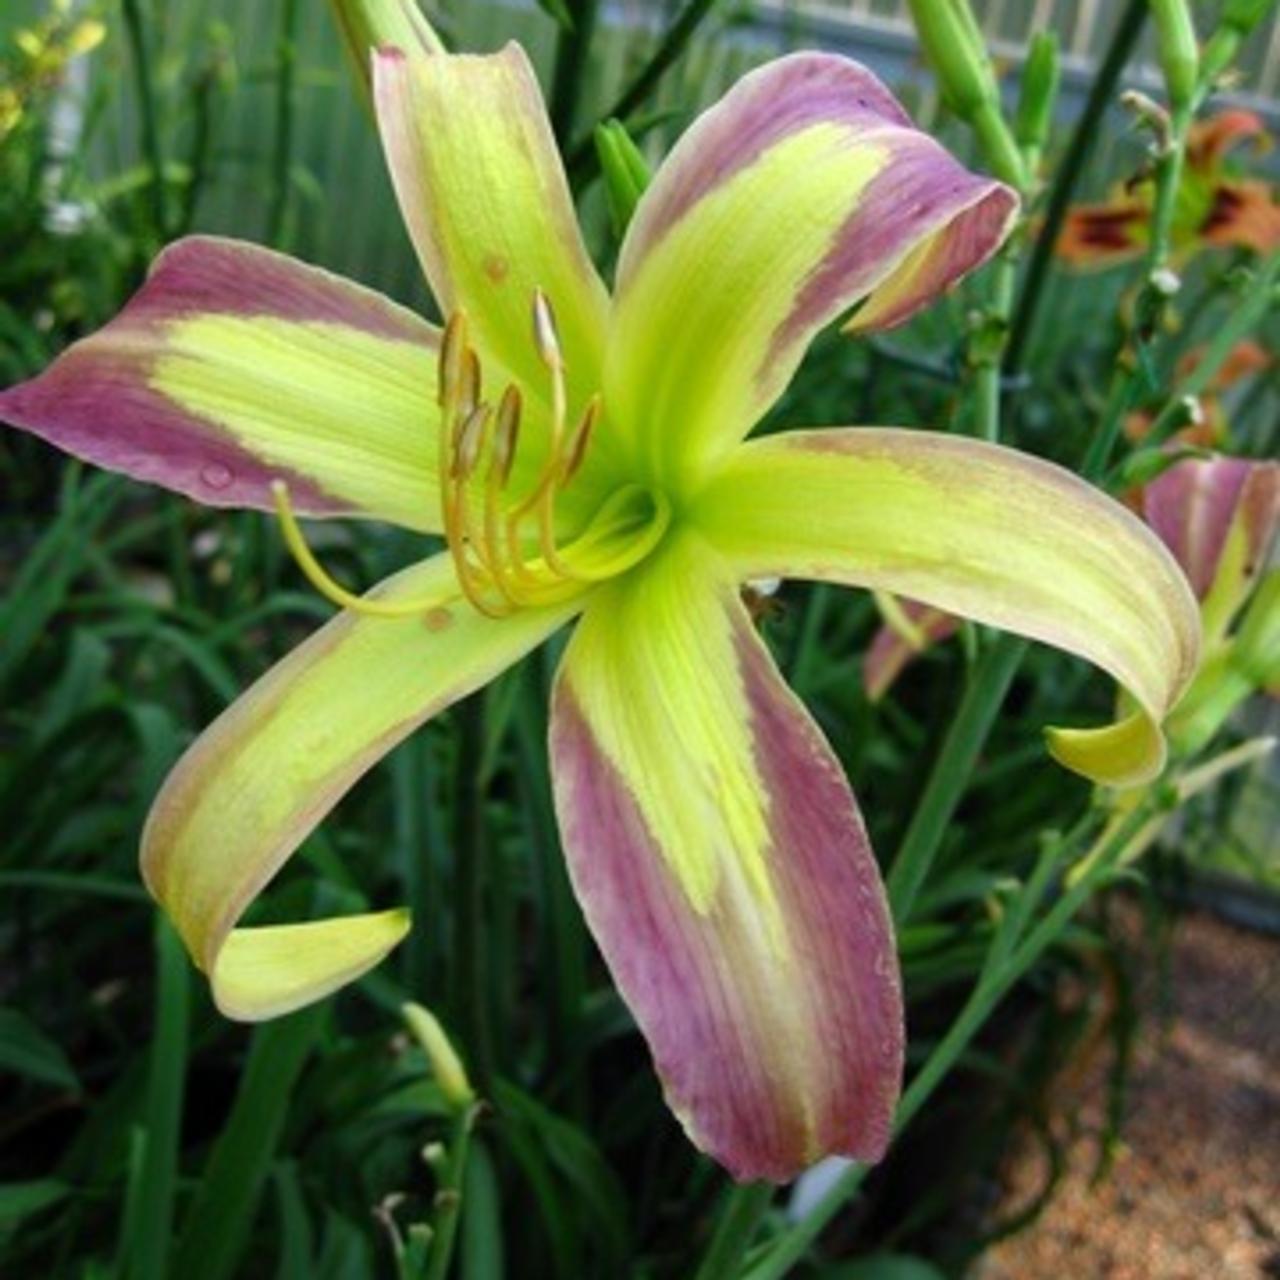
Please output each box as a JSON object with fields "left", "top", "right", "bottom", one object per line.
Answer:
{"left": 0, "top": 10, "right": 1202, "bottom": 1180}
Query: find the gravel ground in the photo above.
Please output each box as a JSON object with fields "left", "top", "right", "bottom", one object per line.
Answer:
{"left": 982, "top": 906, "right": 1280, "bottom": 1280}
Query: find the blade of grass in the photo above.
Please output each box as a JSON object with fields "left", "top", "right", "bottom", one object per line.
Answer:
{"left": 173, "top": 1006, "right": 326, "bottom": 1280}
{"left": 119, "top": 915, "right": 190, "bottom": 1280}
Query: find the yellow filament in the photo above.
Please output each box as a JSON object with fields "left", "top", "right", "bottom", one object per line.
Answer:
{"left": 429, "top": 294, "right": 645, "bottom": 617}
{"left": 271, "top": 481, "right": 444, "bottom": 617}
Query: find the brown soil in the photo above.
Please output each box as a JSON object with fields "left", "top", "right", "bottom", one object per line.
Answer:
{"left": 982, "top": 906, "right": 1280, "bottom": 1280}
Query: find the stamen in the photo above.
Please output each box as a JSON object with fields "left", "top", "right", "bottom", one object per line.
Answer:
{"left": 491, "top": 384, "right": 522, "bottom": 488}
{"left": 438, "top": 313, "right": 468, "bottom": 414}
{"left": 271, "top": 480, "right": 444, "bottom": 618}
{"left": 444, "top": 404, "right": 510, "bottom": 619}
{"left": 429, "top": 293, "right": 630, "bottom": 618}
{"left": 459, "top": 348, "right": 482, "bottom": 417}
{"left": 560, "top": 395, "right": 600, "bottom": 486}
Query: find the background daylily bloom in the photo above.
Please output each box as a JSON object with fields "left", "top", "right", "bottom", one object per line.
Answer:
{"left": 1056, "top": 109, "right": 1280, "bottom": 268}
{"left": 1145, "top": 456, "right": 1279, "bottom": 755}
{"left": 864, "top": 596, "right": 961, "bottom": 701}
{"left": 0, "top": 22, "right": 1202, "bottom": 1180}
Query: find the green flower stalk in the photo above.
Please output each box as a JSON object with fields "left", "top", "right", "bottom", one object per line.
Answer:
{"left": 1014, "top": 31, "right": 1060, "bottom": 174}
{"left": 1150, "top": 0, "right": 1199, "bottom": 112}
{"left": 906, "top": 0, "right": 1026, "bottom": 189}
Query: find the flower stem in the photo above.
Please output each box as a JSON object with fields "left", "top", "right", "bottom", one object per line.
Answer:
{"left": 566, "top": 0, "right": 724, "bottom": 185}
{"left": 549, "top": 0, "right": 601, "bottom": 146}
{"left": 423, "top": 1103, "right": 481, "bottom": 1280}
{"left": 1081, "top": 98, "right": 1194, "bottom": 481}
{"left": 265, "top": 0, "right": 300, "bottom": 248}
{"left": 120, "top": 0, "right": 169, "bottom": 243}
{"left": 1004, "top": 0, "right": 1148, "bottom": 376}
{"left": 972, "top": 240, "right": 1019, "bottom": 443}
{"left": 886, "top": 633, "right": 1028, "bottom": 923}
{"left": 450, "top": 693, "right": 494, "bottom": 1093}
{"left": 693, "top": 1182, "right": 774, "bottom": 1280}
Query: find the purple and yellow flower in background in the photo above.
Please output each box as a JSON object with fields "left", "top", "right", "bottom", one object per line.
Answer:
{"left": 0, "top": 3, "right": 1202, "bottom": 1180}
{"left": 1056, "top": 108, "right": 1280, "bottom": 269}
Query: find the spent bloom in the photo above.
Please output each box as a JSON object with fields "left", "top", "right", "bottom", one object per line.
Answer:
{"left": 0, "top": 3, "right": 1201, "bottom": 1179}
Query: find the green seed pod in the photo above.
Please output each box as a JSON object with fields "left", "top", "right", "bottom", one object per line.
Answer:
{"left": 906, "top": 0, "right": 999, "bottom": 119}
{"left": 594, "top": 119, "right": 652, "bottom": 239}
{"left": 1015, "top": 31, "right": 1060, "bottom": 152}
{"left": 1149, "top": 0, "right": 1199, "bottom": 111}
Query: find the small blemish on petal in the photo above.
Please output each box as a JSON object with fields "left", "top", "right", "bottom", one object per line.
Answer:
{"left": 424, "top": 606, "right": 453, "bottom": 632}
{"left": 483, "top": 255, "right": 510, "bottom": 283}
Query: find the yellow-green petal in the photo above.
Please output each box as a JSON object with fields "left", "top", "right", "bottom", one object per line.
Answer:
{"left": 372, "top": 42, "right": 609, "bottom": 421}
{"left": 142, "top": 554, "right": 577, "bottom": 1020}
{"left": 693, "top": 429, "right": 1202, "bottom": 787}
{"left": 550, "top": 534, "right": 902, "bottom": 1180}
{"left": 0, "top": 236, "right": 448, "bottom": 530}
{"left": 604, "top": 53, "right": 1016, "bottom": 489}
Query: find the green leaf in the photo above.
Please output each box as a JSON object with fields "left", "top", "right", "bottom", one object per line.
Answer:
{"left": 273, "top": 1161, "right": 315, "bottom": 1280}
{"left": 173, "top": 1006, "right": 325, "bottom": 1280}
{"left": 461, "top": 1137, "right": 504, "bottom": 1280}
{"left": 0, "top": 1179, "right": 71, "bottom": 1225}
{"left": 0, "top": 1007, "right": 79, "bottom": 1091}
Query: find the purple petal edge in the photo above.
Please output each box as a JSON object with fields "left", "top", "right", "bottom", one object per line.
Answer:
{"left": 550, "top": 604, "right": 903, "bottom": 1182}
{"left": 0, "top": 237, "right": 435, "bottom": 514}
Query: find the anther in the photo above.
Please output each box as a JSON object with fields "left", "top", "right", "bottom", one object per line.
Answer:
{"left": 560, "top": 395, "right": 600, "bottom": 486}
{"left": 531, "top": 289, "right": 562, "bottom": 371}
{"left": 459, "top": 348, "right": 482, "bottom": 417}
{"left": 438, "top": 313, "right": 468, "bottom": 412}
{"left": 451, "top": 403, "right": 490, "bottom": 480}
{"left": 490, "top": 385, "right": 522, "bottom": 487}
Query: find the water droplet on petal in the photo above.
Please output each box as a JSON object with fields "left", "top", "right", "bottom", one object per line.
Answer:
{"left": 200, "top": 462, "right": 234, "bottom": 491}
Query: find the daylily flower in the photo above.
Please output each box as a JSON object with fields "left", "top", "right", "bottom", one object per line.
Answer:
{"left": 1146, "top": 455, "right": 1279, "bottom": 752}
{"left": 0, "top": 15, "right": 1201, "bottom": 1179}
{"left": 1056, "top": 109, "right": 1280, "bottom": 268}
{"left": 1071, "top": 456, "right": 1278, "bottom": 882}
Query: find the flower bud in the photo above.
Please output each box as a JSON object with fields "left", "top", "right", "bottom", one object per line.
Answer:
{"left": 326, "top": 0, "right": 443, "bottom": 99}
{"left": 1150, "top": 0, "right": 1199, "bottom": 112}
{"left": 402, "top": 1002, "right": 475, "bottom": 1110}
{"left": 1015, "top": 31, "right": 1059, "bottom": 154}
{"left": 594, "top": 119, "right": 652, "bottom": 239}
